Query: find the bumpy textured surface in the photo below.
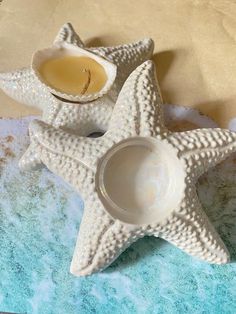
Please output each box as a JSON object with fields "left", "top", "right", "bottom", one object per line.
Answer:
{"left": 28, "top": 61, "right": 236, "bottom": 276}
{"left": 0, "top": 22, "right": 154, "bottom": 170}
{"left": 1, "top": 116, "right": 236, "bottom": 313}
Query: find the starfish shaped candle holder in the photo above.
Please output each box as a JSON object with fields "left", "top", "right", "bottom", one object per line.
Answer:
{"left": 0, "top": 23, "right": 154, "bottom": 170}
{"left": 28, "top": 60, "right": 236, "bottom": 276}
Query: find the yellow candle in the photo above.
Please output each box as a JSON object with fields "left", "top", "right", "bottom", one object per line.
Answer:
{"left": 38, "top": 56, "right": 107, "bottom": 96}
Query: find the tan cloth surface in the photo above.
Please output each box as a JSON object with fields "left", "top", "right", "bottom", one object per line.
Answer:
{"left": 0, "top": 0, "right": 236, "bottom": 127}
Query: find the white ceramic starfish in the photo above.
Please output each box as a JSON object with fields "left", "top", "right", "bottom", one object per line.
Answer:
{"left": 28, "top": 61, "right": 236, "bottom": 276}
{"left": 0, "top": 22, "right": 154, "bottom": 170}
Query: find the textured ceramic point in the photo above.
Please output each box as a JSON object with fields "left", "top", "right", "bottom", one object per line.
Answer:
{"left": 28, "top": 60, "right": 236, "bottom": 276}
{"left": 0, "top": 22, "right": 154, "bottom": 170}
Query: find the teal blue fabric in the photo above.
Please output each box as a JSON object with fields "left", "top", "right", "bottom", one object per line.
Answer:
{"left": 0, "top": 119, "right": 236, "bottom": 314}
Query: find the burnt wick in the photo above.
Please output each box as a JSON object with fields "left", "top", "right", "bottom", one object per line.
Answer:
{"left": 81, "top": 69, "right": 91, "bottom": 95}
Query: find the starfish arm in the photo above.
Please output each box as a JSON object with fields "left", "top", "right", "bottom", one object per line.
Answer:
{"left": 70, "top": 194, "right": 141, "bottom": 276}
{"left": 53, "top": 22, "right": 84, "bottom": 47}
{"left": 18, "top": 102, "right": 65, "bottom": 171}
{"left": 28, "top": 127, "right": 95, "bottom": 196}
{"left": 0, "top": 67, "right": 57, "bottom": 110}
{"left": 108, "top": 60, "right": 165, "bottom": 141}
{"left": 19, "top": 98, "right": 116, "bottom": 171}
{"left": 159, "top": 188, "right": 230, "bottom": 264}
{"left": 19, "top": 143, "right": 43, "bottom": 171}
{"left": 28, "top": 119, "right": 111, "bottom": 171}
{"left": 167, "top": 128, "right": 236, "bottom": 180}
{"left": 90, "top": 38, "right": 154, "bottom": 92}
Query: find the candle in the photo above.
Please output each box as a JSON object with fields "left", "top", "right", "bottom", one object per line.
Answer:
{"left": 32, "top": 44, "right": 117, "bottom": 102}
{"left": 38, "top": 56, "right": 107, "bottom": 96}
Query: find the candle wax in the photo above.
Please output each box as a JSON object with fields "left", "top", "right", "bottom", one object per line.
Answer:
{"left": 38, "top": 56, "right": 107, "bottom": 96}
{"left": 103, "top": 145, "right": 169, "bottom": 213}
{"left": 98, "top": 139, "right": 185, "bottom": 225}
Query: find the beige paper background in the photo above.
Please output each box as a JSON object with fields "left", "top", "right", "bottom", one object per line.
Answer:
{"left": 1, "top": 0, "right": 236, "bottom": 127}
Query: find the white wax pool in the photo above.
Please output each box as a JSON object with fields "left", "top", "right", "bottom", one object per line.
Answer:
{"left": 97, "top": 138, "right": 185, "bottom": 225}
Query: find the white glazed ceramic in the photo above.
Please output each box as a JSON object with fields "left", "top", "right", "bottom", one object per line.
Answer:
{"left": 0, "top": 23, "right": 154, "bottom": 170}
{"left": 28, "top": 61, "right": 236, "bottom": 276}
